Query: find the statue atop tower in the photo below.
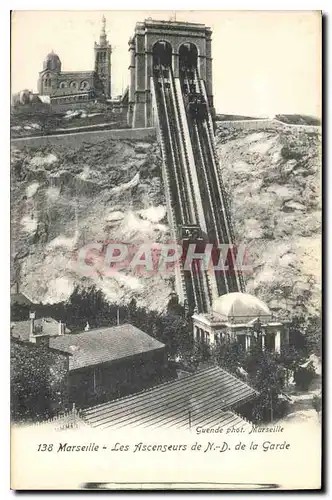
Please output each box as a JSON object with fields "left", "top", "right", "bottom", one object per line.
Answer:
{"left": 94, "top": 15, "right": 112, "bottom": 98}
{"left": 99, "top": 15, "right": 107, "bottom": 46}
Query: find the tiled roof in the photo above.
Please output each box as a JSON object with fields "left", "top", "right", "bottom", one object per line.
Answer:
{"left": 82, "top": 366, "right": 258, "bottom": 430}
{"left": 11, "top": 320, "right": 31, "bottom": 340}
{"left": 11, "top": 292, "right": 33, "bottom": 306}
{"left": 50, "top": 324, "right": 165, "bottom": 371}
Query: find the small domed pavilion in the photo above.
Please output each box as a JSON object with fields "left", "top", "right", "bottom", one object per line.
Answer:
{"left": 192, "top": 292, "right": 288, "bottom": 353}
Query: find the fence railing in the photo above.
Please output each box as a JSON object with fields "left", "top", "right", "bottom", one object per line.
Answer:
{"left": 32, "top": 403, "right": 88, "bottom": 431}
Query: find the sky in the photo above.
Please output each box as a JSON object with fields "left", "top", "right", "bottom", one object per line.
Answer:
{"left": 11, "top": 10, "right": 321, "bottom": 117}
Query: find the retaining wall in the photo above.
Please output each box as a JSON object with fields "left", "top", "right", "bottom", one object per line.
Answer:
{"left": 11, "top": 127, "right": 157, "bottom": 149}
{"left": 11, "top": 118, "right": 321, "bottom": 151}
{"left": 217, "top": 118, "right": 320, "bottom": 133}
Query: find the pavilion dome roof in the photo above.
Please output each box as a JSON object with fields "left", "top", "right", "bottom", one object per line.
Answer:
{"left": 212, "top": 292, "right": 271, "bottom": 323}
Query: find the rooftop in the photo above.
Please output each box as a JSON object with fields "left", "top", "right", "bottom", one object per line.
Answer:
{"left": 82, "top": 366, "right": 258, "bottom": 430}
{"left": 211, "top": 292, "right": 272, "bottom": 324}
{"left": 11, "top": 292, "right": 33, "bottom": 307}
{"left": 49, "top": 324, "right": 165, "bottom": 371}
{"left": 135, "top": 19, "right": 210, "bottom": 33}
{"left": 11, "top": 317, "right": 70, "bottom": 341}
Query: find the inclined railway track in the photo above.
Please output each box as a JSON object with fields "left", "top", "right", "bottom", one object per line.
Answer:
{"left": 152, "top": 62, "right": 244, "bottom": 314}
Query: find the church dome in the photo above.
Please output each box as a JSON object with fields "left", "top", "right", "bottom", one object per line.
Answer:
{"left": 212, "top": 292, "right": 271, "bottom": 323}
{"left": 43, "top": 51, "right": 61, "bottom": 72}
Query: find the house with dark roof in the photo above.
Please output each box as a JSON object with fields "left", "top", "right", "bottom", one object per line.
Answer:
{"left": 82, "top": 366, "right": 258, "bottom": 430}
{"left": 52, "top": 324, "right": 167, "bottom": 406}
{"left": 10, "top": 292, "right": 34, "bottom": 307}
{"left": 11, "top": 317, "right": 168, "bottom": 419}
{"left": 11, "top": 316, "right": 71, "bottom": 341}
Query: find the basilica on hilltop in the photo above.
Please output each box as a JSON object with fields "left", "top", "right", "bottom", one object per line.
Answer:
{"left": 37, "top": 16, "right": 112, "bottom": 105}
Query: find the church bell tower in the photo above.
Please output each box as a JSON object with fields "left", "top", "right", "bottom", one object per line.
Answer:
{"left": 94, "top": 15, "right": 112, "bottom": 98}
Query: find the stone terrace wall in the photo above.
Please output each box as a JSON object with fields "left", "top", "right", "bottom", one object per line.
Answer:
{"left": 11, "top": 127, "right": 157, "bottom": 150}
{"left": 217, "top": 118, "right": 320, "bottom": 133}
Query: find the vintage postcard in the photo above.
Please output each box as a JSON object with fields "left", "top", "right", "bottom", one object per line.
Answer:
{"left": 10, "top": 10, "right": 322, "bottom": 490}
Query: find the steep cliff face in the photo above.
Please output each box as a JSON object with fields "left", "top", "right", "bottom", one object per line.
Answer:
{"left": 216, "top": 123, "right": 321, "bottom": 318}
{"left": 11, "top": 122, "right": 321, "bottom": 317}
{"left": 11, "top": 138, "right": 173, "bottom": 310}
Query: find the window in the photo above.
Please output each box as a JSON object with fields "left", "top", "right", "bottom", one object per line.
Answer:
{"left": 59, "top": 81, "right": 67, "bottom": 89}
{"left": 70, "top": 81, "right": 78, "bottom": 89}
{"left": 43, "top": 73, "right": 52, "bottom": 88}
{"left": 80, "top": 80, "right": 90, "bottom": 90}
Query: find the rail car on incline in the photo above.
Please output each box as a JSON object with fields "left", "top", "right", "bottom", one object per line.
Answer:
{"left": 180, "top": 67, "right": 208, "bottom": 120}
{"left": 154, "top": 64, "right": 171, "bottom": 89}
{"left": 179, "top": 224, "right": 204, "bottom": 242}
{"left": 183, "top": 91, "right": 208, "bottom": 120}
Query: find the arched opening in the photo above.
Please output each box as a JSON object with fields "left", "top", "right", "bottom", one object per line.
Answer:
{"left": 152, "top": 41, "right": 172, "bottom": 69}
{"left": 43, "top": 73, "right": 52, "bottom": 88}
{"left": 179, "top": 43, "right": 202, "bottom": 107}
{"left": 80, "top": 81, "right": 90, "bottom": 90}
{"left": 179, "top": 43, "right": 198, "bottom": 71}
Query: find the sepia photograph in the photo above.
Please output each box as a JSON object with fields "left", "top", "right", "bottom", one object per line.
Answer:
{"left": 9, "top": 9, "right": 322, "bottom": 490}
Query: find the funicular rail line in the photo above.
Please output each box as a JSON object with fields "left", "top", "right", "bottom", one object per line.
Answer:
{"left": 181, "top": 69, "right": 230, "bottom": 297}
{"left": 152, "top": 77, "right": 187, "bottom": 303}
{"left": 196, "top": 118, "right": 240, "bottom": 294}
{"left": 194, "top": 69, "right": 245, "bottom": 292}
{"left": 164, "top": 68, "right": 209, "bottom": 313}
{"left": 181, "top": 67, "right": 244, "bottom": 295}
{"left": 153, "top": 67, "right": 207, "bottom": 312}
{"left": 152, "top": 58, "right": 243, "bottom": 313}
{"left": 161, "top": 74, "right": 199, "bottom": 310}
{"left": 191, "top": 120, "right": 230, "bottom": 296}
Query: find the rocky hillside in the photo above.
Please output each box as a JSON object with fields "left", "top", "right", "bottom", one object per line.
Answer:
{"left": 216, "top": 123, "right": 321, "bottom": 318}
{"left": 11, "top": 122, "right": 321, "bottom": 317}
{"left": 11, "top": 138, "right": 173, "bottom": 310}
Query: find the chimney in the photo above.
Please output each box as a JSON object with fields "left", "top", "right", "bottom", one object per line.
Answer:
{"left": 58, "top": 320, "right": 65, "bottom": 336}
{"left": 29, "top": 311, "right": 36, "bottom": 337}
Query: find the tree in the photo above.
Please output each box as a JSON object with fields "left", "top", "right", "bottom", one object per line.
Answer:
{"left": 213, "top": 339, "right": 246, "bottom": 373}
{"left": 11, "top": 302, "right": 30, "bottom": 321}
{"left": 127, "top": 298, "right": 138, "bottom": 324}
{"left": 11, "top": 341, "right": 67, "bottom": 422}
{"left": 303, "top": 316, "right": 321, "bottom": 357}
{"left": 186, "top": 339, "right": 211, "bottom": 369}
{"left": 312, "top": 393, "right": 322, "bottom": 415}
{"left": 166, "top": 293, "right": 185, "bottom": 317}
{"left": 244, "top": 350, "right": 286, "bottom": 422}
{"left": 288, "top": 315, "right": 321, "bottom": 358}
{"left": 278, "top": 345, "right": 305, "bottom": 385}
{"left": 293, "top": 363, "right": 316, "bottom": 391}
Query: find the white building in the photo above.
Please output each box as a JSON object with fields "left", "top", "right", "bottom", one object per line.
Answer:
{"left": 192, "top": 292, "right": 288, "bottom": 353}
